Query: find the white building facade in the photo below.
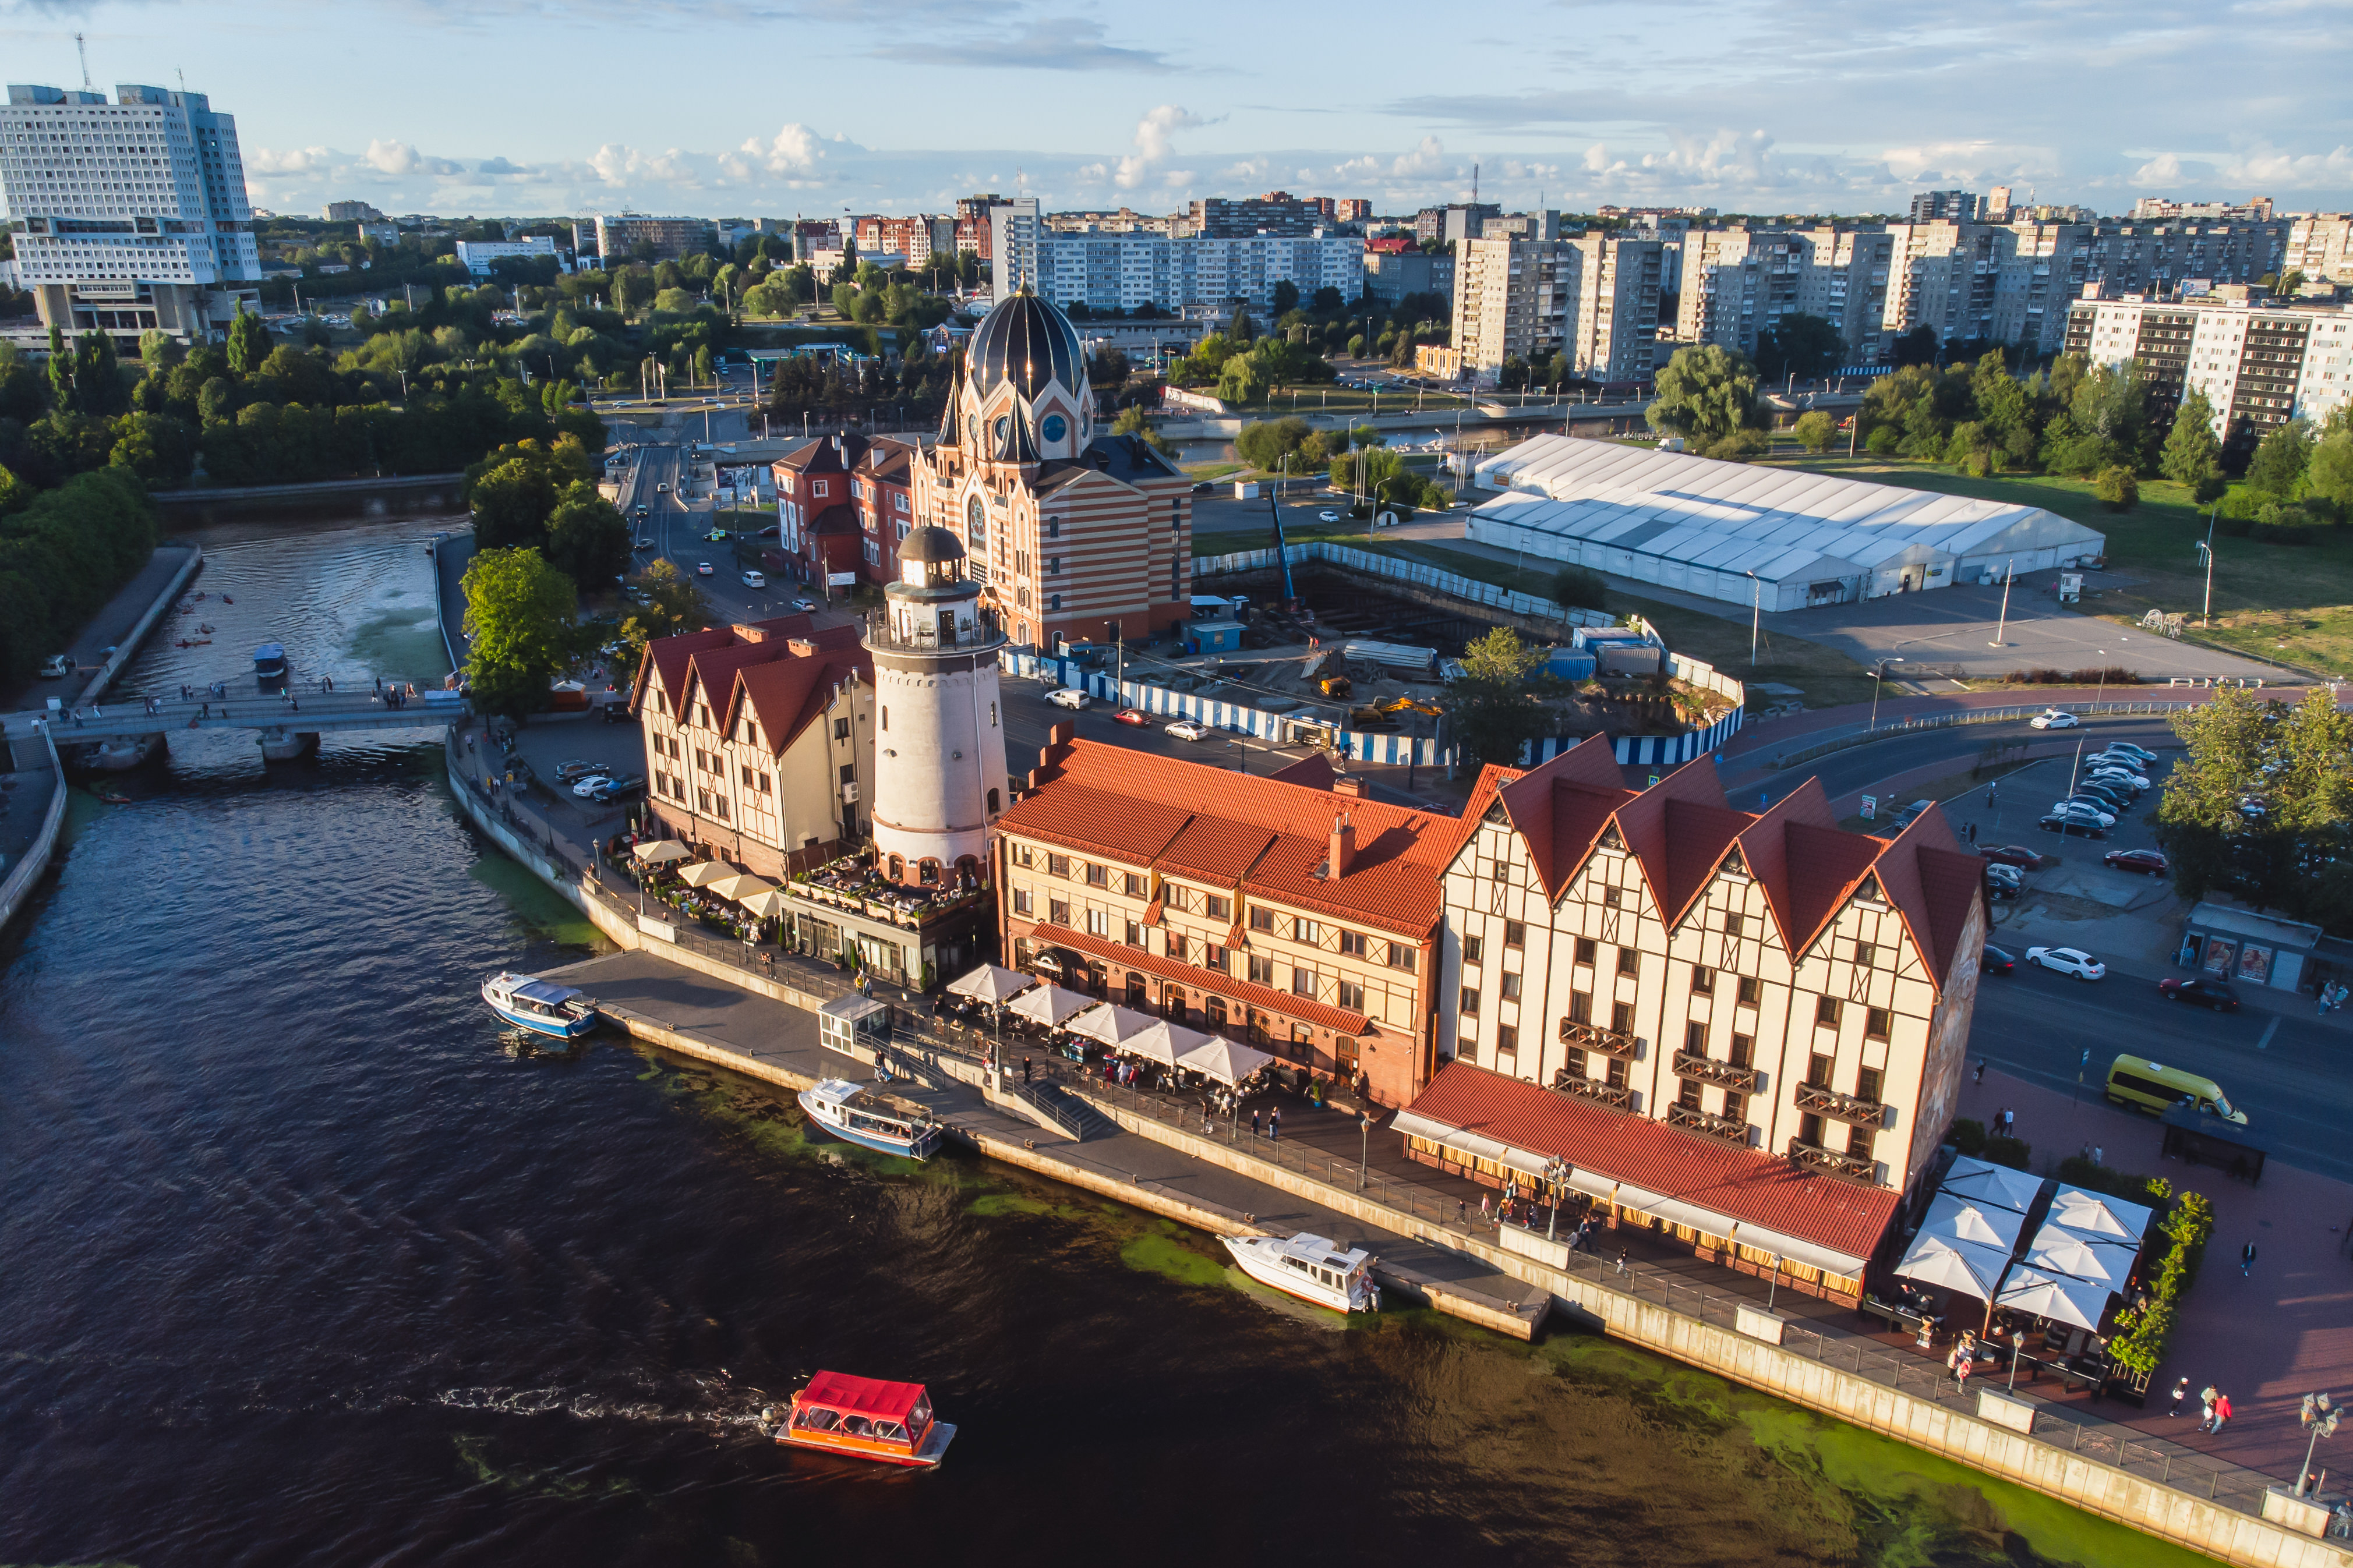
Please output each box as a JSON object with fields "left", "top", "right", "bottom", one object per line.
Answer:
{"left": 453, "top": 236, "right": 559, "bottom": 277}
{"left": 2066, "top": 293, "right": 2353, "bottom": 458}
{"left": 1026, "top": 228, "right": 1362, "bottom": 317}
{"left": 1451, "top": 232, "right": 1663, "bottom": 385}
{"left": 1, "top": 82, "right": 261, "bottom": 341}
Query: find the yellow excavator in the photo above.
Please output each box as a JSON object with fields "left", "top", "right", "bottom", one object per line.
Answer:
{"left": 1347, "top": 696, "right": 1444, "bottom": 728}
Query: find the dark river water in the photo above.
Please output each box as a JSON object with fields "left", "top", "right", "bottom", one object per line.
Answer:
{"left": 0, "top": 519, "right": 2202, "bottom": 1568}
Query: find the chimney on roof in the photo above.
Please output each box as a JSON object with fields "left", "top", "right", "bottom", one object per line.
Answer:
{"left": 1331, "top": 774, "right": 1362, "bottom": 797}
{"left": 733, "top": 622, "right": 769, "bottom": 643}
{"left": 787, "top": 638, "right": 817, "bottom": 657}
{"left": 1049, "top": 720, "right": 1074, "bottom": 746}
{"left": 1329, "top": 812, "right": 1355, "bottom": 878}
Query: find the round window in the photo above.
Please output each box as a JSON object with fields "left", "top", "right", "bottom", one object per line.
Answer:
{"left": 992, "top": 415, "right": 1010, "bottom": 447}
{"left": 966, "top": 494, "right": 987, "bottom": 548}
{"left": 966, "top": 414, "right": 979, "bottom": 447}
{"left": 1040, "top": 413, "right": 1068, "bottom": 444}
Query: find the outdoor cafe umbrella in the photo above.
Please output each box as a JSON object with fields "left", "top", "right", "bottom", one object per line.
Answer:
{"left": 1894, "top": 1230, "right": 2013, "bottom": 1302}
{"left": 1123, "top": 1019, "right": 1216, "bottom": 1068}
{"left": 1920, "top": 1192, "right": 2025, "bottom": 1255}
{"left": 1938, "top": 1154, "right": 2044, "bottom": 1215}
{"left": 946, "top": 965, "right": 1037, "bottom": 1006}
{"left": 1994, "top": 1265, "right": 2109, "bottom": 1333}
{"left": 2023, "top": 1224, "right": 2138, "bottom": 1292}
{"left": 2044, "top": 1184, "right": 2153, "bottom": 1246}
{"left": 1006, "top": 983, "right": 1094, "bottom": 1027}
{"left": 1174, "top": 1035, "right": 1277, "bottom": 1087}
{"left": 706, "top": 872, "right": 778, "bottom": 904}
{"left": 676, "top": 861, "right": 735, "bottom": 889}
{"left": 737, "top": 887, "right": 792, "bottom": 920}
{"left": 633, "top": 840, "right": 693, "bottom": 865}
{"left": 1063, "top": 1002, "right": 1163, "bottom": 1052}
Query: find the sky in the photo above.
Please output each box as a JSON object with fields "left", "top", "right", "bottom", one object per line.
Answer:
{"left": 8, "top": 0, "right": 2352, "bottom": 220}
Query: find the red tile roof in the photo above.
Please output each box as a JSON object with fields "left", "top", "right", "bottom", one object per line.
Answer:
{"left": 1404, "top": 1063, "right": 1900, "bottom": 1265}
{"left": 631, "top": 615, "right": 863, "bottom": 756}
{"left": 1034, "top": 923, "right": 1376, "bottom": 1036}
{"left": 999, "top": 738, "right": 1471, "bottom": 936}
{"left": 1493, "top": 739, "right": 1631, "bottom": 901}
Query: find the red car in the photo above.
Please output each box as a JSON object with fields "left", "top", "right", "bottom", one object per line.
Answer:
{"left": 2104, "top": 848, "right": 2168, "bottom": 876}
{"left": 1980, "top": 845, "right": 2045, "bottom": 869}
{"left": 1113, "top": 708, "right": 1149, "bottom": 727}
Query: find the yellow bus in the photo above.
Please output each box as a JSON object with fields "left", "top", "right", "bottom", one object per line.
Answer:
{"left": 2105, "top": 1055, "right": 2246, "bottom": 1124}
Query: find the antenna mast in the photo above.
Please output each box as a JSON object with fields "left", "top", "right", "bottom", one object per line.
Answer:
{"left": 75, "top": 32, "right": 91, "bottom": 91}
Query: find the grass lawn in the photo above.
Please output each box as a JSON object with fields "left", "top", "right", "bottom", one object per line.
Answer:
{"left": 1216, "top": 385, "right": 1476, "bottom": 419}
{"left": 1762, "top": 451, "right": 2353, "bottom": 678}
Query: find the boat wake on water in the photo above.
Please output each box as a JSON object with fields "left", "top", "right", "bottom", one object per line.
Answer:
{"left": 433, "top": 1373, "right": 772, "bottom": 1429}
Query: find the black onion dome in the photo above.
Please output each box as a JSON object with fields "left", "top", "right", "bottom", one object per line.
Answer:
{"left": 970, "top": 291, "right": 1083, "bottom": 401}
{"left": 899, "top": 525, "right": 967, "bottom": 564}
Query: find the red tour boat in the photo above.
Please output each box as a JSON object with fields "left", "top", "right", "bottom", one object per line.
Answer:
{"left": 772, "top": 1371, "right": 956, "bottom": 1468}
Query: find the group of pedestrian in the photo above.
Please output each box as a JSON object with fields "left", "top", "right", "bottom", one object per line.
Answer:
{"left": 2319, "top": 982, "right": 2351, "bottom": 1016}
{"left": 2078, "top": 1142, "right": 2105, "bottom": 1166}
{"left": 1947, "top": 1331, "right": 1981, "bottom": 1392}
{"left": 1994, "top": 1106, "right": 2016, "bottom": 1138}
{"left": 1246, "top": 1105, "right": 1281, "bottom": 1141}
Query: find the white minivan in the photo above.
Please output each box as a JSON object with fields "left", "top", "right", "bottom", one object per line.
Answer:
{"left": 1045, "top": 688, "right": 1089, "bottom": 710}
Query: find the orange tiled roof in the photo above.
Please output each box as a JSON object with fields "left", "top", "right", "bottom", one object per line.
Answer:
{"left": 1032, "top": 923, "right": 1376, "bottom": 1036}
{"left": 998, "top": 738, "right": 1471, "bottom": 937}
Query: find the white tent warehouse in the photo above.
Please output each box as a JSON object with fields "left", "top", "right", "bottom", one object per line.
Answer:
{"left": 1468, "top": 435, "right": 2107, "bottom": 613}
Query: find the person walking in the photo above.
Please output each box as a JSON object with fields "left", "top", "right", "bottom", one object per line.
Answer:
{"left": 1022, "top": 1055, "right": 1033, "bottom": 1085}
{"left": 1250, "top": 1109, "right": 1261, "bottom": 1139}
{"left": 2168, "top": 1378, "right": 2190, "bottom": 1418}
{"left": 2198, "top": 1386, "right": 2218, "bottom": 1431}
{"left": 1973, "top": 1059, "right": 1986, "bottom": 1084}
{"left": 1268, "top": 1107, "right": 1280, "bottom": 1142}
{"left": 2241, "top": 1240, "right": 2257, "bottom": 1276}
{"left": 2211, "top": 1392, "right": 2233, "bottom": 1435}
{"left": 1615, "top": 1246, "right": 1629, "bottom": 1277}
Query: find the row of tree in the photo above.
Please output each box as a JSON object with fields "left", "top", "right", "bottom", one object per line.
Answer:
{"left": 0, "top": 468, "right": 157, "bottom": 684}
{"left": 2155, "top": 688, "right": 2353, "bottom": 934}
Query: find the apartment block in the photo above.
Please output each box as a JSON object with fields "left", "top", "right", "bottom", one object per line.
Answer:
{"left": 593, "top": 213, "right": 717, "bottom": 263}
{"left": 988, "top": 197, "right": 1041, "bottom": 303}
{"left": 1363, "top": 247, "right": 1454, "bottom": 308}
{"left": 1452, "top": 233, "right": 1662, "bottom": 384}
{"left": 1027, "top": 229, "right": 1363, "bottom": 316}
{"left": 2067, "top": 292, "right": 2353, "bottom": 458}
{"left": 1675, "top": 226, "right": 1896, "bottom": 364}
{"left": 1, "top": 82, "right": 262, "bottom": 340}
{"left": 2288, "top": 214, "right": 2353, "bottom": 284}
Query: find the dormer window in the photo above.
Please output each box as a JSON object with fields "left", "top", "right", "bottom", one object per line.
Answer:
{"left": 1856, "top": 875, "right": 1885, "bottom": 905}
{"left": 1599, "top": 824, "right": 1623, "bottom": 850}
{"left": 1720, "top": 845, "right": 1748, "bottom": 879}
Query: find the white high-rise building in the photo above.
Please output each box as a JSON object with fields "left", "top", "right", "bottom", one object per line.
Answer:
{"left": 1, "top": 82, "right": 261, "bottom": 341}
{"left": 989, "top": 197, "right": 1041, "bottom": 304}
{"left": 1451, "top": 231, "right": 1662, "bottom": 385}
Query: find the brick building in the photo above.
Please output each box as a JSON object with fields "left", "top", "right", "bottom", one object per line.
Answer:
{"left": 850, "top": 437, "right": 918, "bottom": 585}
{"left": 772, "top": 433, "right": 867, "bottom": 587}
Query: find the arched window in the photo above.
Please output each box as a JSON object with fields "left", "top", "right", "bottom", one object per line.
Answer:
{"left": 888, "top": 854, "right": 905, "bottom": 881}
{"left": 966, "top": 493, "right": 987, "bottom": 550}
{"left": 1125, "top": 971, "right": 1148, "bottom": 1007}
{"left": 955, "top": 854, "right": 981, "bottom": 887}
{"left": 919, "top": 858, "right": 941, "bottom": 885}
{"left": 986, "top": 787, "right": 1000, "bottom": 815}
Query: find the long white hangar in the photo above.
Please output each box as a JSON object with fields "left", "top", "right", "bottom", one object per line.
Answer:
{"left": 1468, "top": 434, "right": 2107, "bottom": 612}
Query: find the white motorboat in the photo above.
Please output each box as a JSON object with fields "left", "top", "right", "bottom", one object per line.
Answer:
{"left": 1221, "top": 1232, "right": 1380, "bottom": 1312}
{"left": 481, "top": 971, "right": 599, "bottom": 1039}
{"left": 797, "top": 1078, "right": 944, "bottom": 1160}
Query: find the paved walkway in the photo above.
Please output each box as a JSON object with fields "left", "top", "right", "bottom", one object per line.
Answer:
{"left": 0, "top": 544, "right": 200, "bottom": 716}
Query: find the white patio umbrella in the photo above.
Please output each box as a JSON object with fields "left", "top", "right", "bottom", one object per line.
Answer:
{"left": 676, "top": 861, "right": 734, "bottom": 889}
{"left": 1062, "top": 1002, "right": 1163, "bottom": 1050}
{"left": 2023, "top": 1225, "right": 2138, "bottom": 1291}
{"left": 1939, "top": 1155, "right": 2044, "bottom": 1215}
{"left": 1894, "top": 1231, "right": 2013, "bottom": 1302}
{"left": 738, "top": 887, "right": 793, "bottom": 919}
{"left": 1994, "top": 1265, "right": 2110, "bottom": 1333}
{"left": 946, "top": 965, "right": 1037, "bottom": 1005}
{"left": 1920, "top": 1192, "right": 2025, "bottom": 1255}
{"left": 633, "top": 840, "right": 693, "bottom": 864}
{"left": 1006, "top": 983, "right": 1094, "bottom": 1027}
{"left": 1174, "top": 1035, "right": 1277, "bottom": 1086}
{"left": 2044, "top": 1185, "right": 2153, "bottom": 1245}
{"left": 706, "top": 872, "right": 777, "bottom": 903}
{"left": 1122, "top": 1019, "right": 1218, "bottom": 1068}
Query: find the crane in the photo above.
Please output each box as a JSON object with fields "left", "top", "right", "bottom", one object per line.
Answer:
{"left": 76, "top": 32, "right": 92, "bottom": 91}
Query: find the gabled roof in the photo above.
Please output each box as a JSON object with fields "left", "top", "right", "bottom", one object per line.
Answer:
{"left": 1492, "top": 737, "right": 1631, "bottom": 902}
{"left": 724, "top": 626, "right": 870, "bottom": 755}
{"left": 1612, "top": 758, "right": 1729, "bottom": 918}
{"left": 998, "top": 738, "right": 1465, "bottom": 936}
{"left": 1873, "top": 805, "right": 1984, "bottom": 987}
{"left": 1402, "top": 1063, "right": 1901, "bottom": 1271}
{"left": 773, "top": 433, "right": 865, "bottom": 475}
{"left": 856, "top": 438, "right": 914, "bottom": 485}
{"left": 630, "top": 614, "right": 838, "bottom": 732}
{"left": 634, "top": 625, "right": 737, "bottom": 713}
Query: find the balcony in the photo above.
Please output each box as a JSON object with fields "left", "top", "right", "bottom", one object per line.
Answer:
{"left": 1794, "top": 1081, "right": 1888, "bottom": 1128}
{"left": 1558, "top": 1020, "right": 1638, "bottom": 1059}
{"left": 1666, "top": 1102, "right": 1753, "bottom": 1146}
{"left": 1672, "top": 1049, "right": 1757, "bottom": 1092}
{"left": 1787, "top": 1136, "right": 1878, "bottom": 1183}
{"left": 863, "top": 608, "right": 1006, "bottom": 655}
{"left": 1552, "top": 1071, "right": 1634, "bottom": 1110}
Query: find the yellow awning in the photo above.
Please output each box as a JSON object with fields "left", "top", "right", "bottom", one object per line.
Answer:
{"left": 677, "top": 861, "right": 736, "bottom": 887}
{"left": 633, "top": 840, "right": 693, "bottom": 864}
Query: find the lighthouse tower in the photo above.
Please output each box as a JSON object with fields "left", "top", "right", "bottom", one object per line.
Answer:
{"left": 864, "top": 524, "right": 1010, "bottom": 889}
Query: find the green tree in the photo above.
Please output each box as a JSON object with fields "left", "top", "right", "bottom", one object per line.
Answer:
{"left": 462, "top": 546, "right": 581, "bottom": 720}
{"left": 226, "top": 304, "right": 271, "bottom": 375}
{"left": 1111, "top": 404, "right": 1172, "bottom": 455}
{"left": 1235, "top": 416, "right": 1313, "bottom": 471}
{"left": 1217, "top": 355, "right": 1267, "bottom": 406}
{"left": 612, "top": 268, "right": 656, "bottom": 318}
{"left": 45, "top": 321, "right": 72, "bottom": 410}
{"left": 1228, "top": 306, "right": 1257, "bottom": 345}
{"left": 1447, "top": 627, "right": 1552, "bottom": 768}
{"left": 2159, "top": 387, "right": 2223, "bottom": 491}
{"left": 617, "top": 557, "right": 708, "bottom": 660}
{"left": 107, "top": 412, "right": 198, "bottom": 489}
{"left": 2093, "top": 464, "right": 2139, "bottom": 511}
{"left": 1753, "top": 313, "right": 1843, "bottom": 384}
{"left": 1271, "top": 280, "right": 1299, "bottom": 315}
{"left": 543, "top": 485, "right": 631, "bottom": 590}
{"left": 2243, "top": 420, "right": 2312, "bottom": 501}
{"left": 1550, "top": 565, "right": 1606, "bottom": 612}
{"left": 2306, "top": 420, "right": 2353, "bottom": 515}
{"left": 1792, "top": 410, "right": 1837, "bottom": 452}
{"left": 1645, "top": 345, "right": 1761, "bottom": 442}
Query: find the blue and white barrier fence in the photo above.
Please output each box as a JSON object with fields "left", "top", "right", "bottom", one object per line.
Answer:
{"left": 1191, "top": 540, "right": 1616, "bottom": 630}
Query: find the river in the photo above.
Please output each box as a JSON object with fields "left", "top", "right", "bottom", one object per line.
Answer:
{"left": 0, "top": 518, "right": 2205, "bottom": 1567}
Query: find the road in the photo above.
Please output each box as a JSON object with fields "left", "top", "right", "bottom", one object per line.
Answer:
{"left": 1969, "top": 965, "right": 2350, "bottom": 1183}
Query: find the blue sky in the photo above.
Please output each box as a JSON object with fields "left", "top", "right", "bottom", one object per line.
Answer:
{"left": 10, "top": 0, "right": 2351, "bottom": 218}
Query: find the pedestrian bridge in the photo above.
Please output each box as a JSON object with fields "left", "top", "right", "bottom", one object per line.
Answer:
{"left": 2, "top": 688, "right": 470, "bottom": 747}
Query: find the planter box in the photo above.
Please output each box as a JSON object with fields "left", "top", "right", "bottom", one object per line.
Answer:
{"left": 1977, "top": 1389, "right": 2036, "bottom": 1435}
{"left": 1736, "top": 1304, "right": 1786, "bottom": 1345}
{"left": 1495, "top": 1222, "right": 1570, "bottom": 1270}
{"left": 2262, "top": 1486, "right": 2335, "bottom": 1538}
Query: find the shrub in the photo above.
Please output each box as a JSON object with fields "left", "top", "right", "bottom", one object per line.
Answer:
{"left": 1793, "top": 410, "right": 1837, "bottom": 452}
{"left": 1982, "top": 1134, "right": 2032, "bottom": 1170}
{"left": 1949, "top": 1118, "right": 1987, "bottom": 1156}
{"left": 1551, "top": 564, "right": 1607, "bottom": 612}
{"left": 1864, "top": 424, "right": 1900, "bottom": 455}
{"left": 2193, "top": 472, "right": 2230, "bottom": 504}
{"left": 2108, "top": 1186, "right": 2211, "bottom": 1376}
{"left": 1703, "top": 427, "right": 1772, "bottom": 462}
{"left": 2094, "top": 465, "right": 2139, "bottom": 511}
{"left": 2249, "top": 501, "right": 2326, "bottom": 544}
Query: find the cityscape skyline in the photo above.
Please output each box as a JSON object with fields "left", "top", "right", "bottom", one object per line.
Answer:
{"left": 7, "top": 0, "right": 2349, "bottom": 220}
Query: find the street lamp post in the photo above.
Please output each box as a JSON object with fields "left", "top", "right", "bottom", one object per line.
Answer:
{"left": 1357, "top": 1112, "right": 1371, "bottom": 1190}
{"left": 1747, "top": 570, "right": 1761, "bottom": 668}
{"left": 2298, "top": 1392, "right": 2338, "bottom": 1496}
{"left": 1868, "top": 657, "right": 1904, "bottom": 731}
{"left": 1990, "top": 558, "right": 2014, "bottom": 647}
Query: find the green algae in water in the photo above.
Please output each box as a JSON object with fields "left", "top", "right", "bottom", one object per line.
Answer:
{"left": 453, "top": 1434, "right": 634, "bottom": 1502}
{"left": 465, "top": 856, "right": 602, "bottom": 947}
{"left": 1119, "top": 1227, "right": 1229, "bottom": 1289}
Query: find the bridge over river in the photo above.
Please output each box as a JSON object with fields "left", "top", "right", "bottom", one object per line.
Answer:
{"left": 1, "top": 688, "right": 469, "bottom": 753}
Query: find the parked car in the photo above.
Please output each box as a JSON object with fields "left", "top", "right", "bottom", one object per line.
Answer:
{"left": 1981, "top": 944, "right": 2016, "bottom": 974}
{"left": 2157, "top": 977, "right": 2239, "bottom": 1011}
{"left": 741, "top": 569, "right": 768, "bottom": 588}
{"left": 553, "top": 759, "right": 600, "bottom": 782}
{"left": 1980, "top": 844, "right": 2045, "bottom": 869}
{"left": 696, "top": 561, "right": 714, "bottom": 576}
{"left": 1984, "top": 862, "right": 2023, "bottom": 888}
{"left": 1045, "top": 687, "right": 1090, "bottom": 710}
{"left": 1114, "top": 708, "right": 1149, "bottom": 727}
{"left": 2050, "top": 799, "right": 2116, "bottom": 827}
{"left": 2104, "top": 848, "right": 2169, "bottom": 876}
{"left": 1889, "top": 798, "right": 1935, "bottom": 831}
{"left": 2038, "top": 812, "right": 2107, "bottom": 838}
{"left": 2026, "top": 946, "right": 2107, "bottom": 981}
{"left": 1317, "top": 509, "right": 1340, "bottom": 522}
{"left": 2101, "top": 741, "right": 2158, "bottom": 764}
{"left": 37, "top": 653, "right": 72, "bottom": 678}
{"left": 1164, "top": 719, "right": 1210, "bottom": 741}
{"left": 2030, "top": 709, "right": 2080, "bottom": 730}
{"left": 793, "top": 597, "right": 819, "bottom": 612}
{"left": 657, "top": 483, "right": 669, "bottom": 493}
{"left": 2087, "top": 756, "right": 2150, "bottom": 781}
{"left": 2071, "top": 782, "right": 2132, "bottom": 809}
{"left": 588, "top": 774, "right": 645, "bottom": 803}
{"left": 570, "top": 774, "right": 614, "bottom": 798}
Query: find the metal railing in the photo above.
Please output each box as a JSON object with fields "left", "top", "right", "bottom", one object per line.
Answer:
{"left": 1761, "top": 701, "right": 2202, "bottom": 773}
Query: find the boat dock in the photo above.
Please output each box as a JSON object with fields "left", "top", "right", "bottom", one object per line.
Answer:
{"left": 543, "top": 950, "right": 1553, "bottom": 1340}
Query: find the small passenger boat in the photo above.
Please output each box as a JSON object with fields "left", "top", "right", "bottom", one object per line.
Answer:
{"left": 797, "top": 1078, "right": 944, "bottom": 1160}
{"left": 481, "top": 971, "right": 599, "bottom": 1039}
{"left": 253, "top": 643, "right": 288, "bottom": 690}
{"left": 771, "top": 1371, "right": 955, "bottom": 1468}
{"left": 1221, "top": 1232, "right": 1380, "bottom": 1312}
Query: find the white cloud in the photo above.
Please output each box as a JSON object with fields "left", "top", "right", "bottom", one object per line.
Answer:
{"left": 1388, "top": 136, "right": 1450, "bottom": 179}
{"left": 365, "top": 139, "right": 467, "bottom": 178}
{"left": 249, "top": 146, "right": 334, "bottom": 176}
{"left": 2216, "top": 141, "right": 2353, "bottom": 189}
{"left": 1115, "top": 104, "right": 1207, "bottom": 188}
{"left": 588, "top": 143, "right": 697, "bottom": 188}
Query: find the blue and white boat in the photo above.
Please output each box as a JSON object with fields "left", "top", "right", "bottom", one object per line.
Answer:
{"left": 797, "top": 1078, "right": 944, "bottom": 1160}
{"left": 253, "top": 643, "right": 288, "bottom": 690}
{"left": 481, "top": 971, "right": 600, "bottom": 1039}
